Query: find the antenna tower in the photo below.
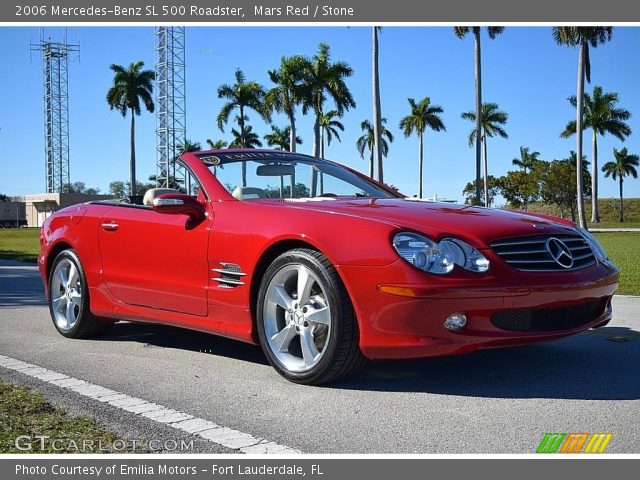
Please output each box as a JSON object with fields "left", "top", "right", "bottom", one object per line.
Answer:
{"left": 155, "top": 27, "right": 187, "bottom": 190}
{"left": 31, "top": 30, "right": 79, "bottom": 193}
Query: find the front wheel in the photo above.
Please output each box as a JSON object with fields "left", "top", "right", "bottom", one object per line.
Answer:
{"left": 256, "top": 248, "right": 365, "bottom": 384}
{"left": 48, "top": 249, "right": 112, "bottom": 338}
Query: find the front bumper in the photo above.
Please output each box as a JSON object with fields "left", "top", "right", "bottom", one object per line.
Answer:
{"left": 337, "top": 259, "right": 619, "bottom": 360}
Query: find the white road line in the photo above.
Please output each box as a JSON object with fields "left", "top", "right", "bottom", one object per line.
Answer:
{"left": 0, "top": 354, "right": 300, "bottom": 454}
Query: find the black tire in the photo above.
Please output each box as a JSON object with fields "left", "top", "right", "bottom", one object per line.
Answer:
{"left": 48, "top": 249, "right": 112, "bottom": 338}
{"left": 256, "top": 248, "right": 366, "bottom": 385}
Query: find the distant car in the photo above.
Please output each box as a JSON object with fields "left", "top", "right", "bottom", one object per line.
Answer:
{"left": 39, "top": 149, "right": 619, "bottom": 384}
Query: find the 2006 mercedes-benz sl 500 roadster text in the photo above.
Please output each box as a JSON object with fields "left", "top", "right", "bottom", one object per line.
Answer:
{"left": 39, "top": 150, "right": 619, "bottom": 384}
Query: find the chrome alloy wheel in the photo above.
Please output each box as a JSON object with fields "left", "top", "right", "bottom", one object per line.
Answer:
{"left": 50, "top": 258, "right": 83, "bottom": 332}
{"left": 262, "top": 264, "right": 332, "bottom": 373}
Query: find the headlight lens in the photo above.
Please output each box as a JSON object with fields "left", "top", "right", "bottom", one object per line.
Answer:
{"left": 392, "top": 232, "right": 489, "bottom": 274}
{"left": 575, "top": 226, "right": 609, "bottom": 263}
{"left": 440, "top": 238, "right": 491, "bottom": 273}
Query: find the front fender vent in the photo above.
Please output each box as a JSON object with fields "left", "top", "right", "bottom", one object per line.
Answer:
{"left": 212, "top": 263, "right": 246, "bottom": 289}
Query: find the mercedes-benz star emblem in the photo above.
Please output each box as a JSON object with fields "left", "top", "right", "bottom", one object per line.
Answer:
{"left": 546, "top": 237, "right": 574, "bottom": 269}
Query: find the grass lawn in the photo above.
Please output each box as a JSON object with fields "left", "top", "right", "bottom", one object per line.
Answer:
{"left": 589, "top": 221, "right": 640, "bottom": 229}
{"left": 0, "top": 228, "right": 638, "bottom": 295}
{"left": 528, "top": 198, "right": 640, "bottom": 226}
{"left": 594, "top": 233, "right": 640, "bottom": 296}
{"left": 0, "top": 228, "right": 40, "bottom": 263}
{"left": 0, "top": 379, "right": 144, "bottom": 453}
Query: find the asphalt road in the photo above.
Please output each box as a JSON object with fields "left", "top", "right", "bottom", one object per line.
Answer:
{"left": 1, "top": 258, "right": 639, "bottom": 453}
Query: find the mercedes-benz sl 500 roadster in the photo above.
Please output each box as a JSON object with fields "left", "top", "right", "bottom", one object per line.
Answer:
{"left": 39, "top": 150, "right": 619, "bottom": 384}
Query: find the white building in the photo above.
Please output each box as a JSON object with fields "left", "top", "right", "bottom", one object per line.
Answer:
{"left": 15, "top": 193, "right": 114, "bottom": 228}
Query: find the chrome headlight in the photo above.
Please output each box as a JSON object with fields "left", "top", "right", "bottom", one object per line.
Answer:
{"left": 575, "top": 226, "right": 609, "bottom": 263}
{"left": 392, "top": 232, "right": 489, "bottom": 275}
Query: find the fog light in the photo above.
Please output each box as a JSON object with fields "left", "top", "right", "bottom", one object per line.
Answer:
{"left": 444, "top": 313, "right": 467, "bottom": 331}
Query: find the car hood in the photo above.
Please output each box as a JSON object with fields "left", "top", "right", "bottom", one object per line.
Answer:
{"left": 269, "top": 198, "right": 577, "bottom": 248}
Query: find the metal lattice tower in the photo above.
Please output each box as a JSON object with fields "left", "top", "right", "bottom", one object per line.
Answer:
{"left": 155, "top": 27, "right": 187, "bottom": 190}
{"left": 31, "top": 32, "right": 79, "bottom": 193}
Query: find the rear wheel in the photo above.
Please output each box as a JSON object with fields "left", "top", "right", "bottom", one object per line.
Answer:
{"left": 256, "top": 248, "right": 365, "bottom": 384}
{"left": 48, "top": 249, "right": 112, "bottom": 338}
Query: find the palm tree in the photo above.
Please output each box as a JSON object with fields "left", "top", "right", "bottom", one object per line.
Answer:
{"left": 561, "top": 85, "right": 631, "bottom": 223}
{"left": 372, "top": 27, "right": 384, "bottom": 182}
{"left": 602, "top": 147, "right": 639, "bottom": 223}
{"left": 553, "top": 27, "right": 613, "bottom": 228}
{"left": 318, "top": 110, "right": 344, "bottom": 159}
{"left": 399, "top": 97, "right": 446, "bottom": 198}
{"left": 230, "top": 125, "right": 262, "bottom": 149}
{"left": 204, "top": 140, "right": 227, "bottom": 176}
{"left": 301, "top": 43, "right": 355, "bottom": 160}
{"left": 264, "top": 125, "right": 302, "bottom": 151}
{"left": 454, "top": 26, "right": 505, "bottom": 205}
{"left": 462, "top": 102, "right": 508, "bottom": 207}
{"left": 264, "top": 125, "right": 302, "bottom": 196}
{"left": 510, "top": 146, "right": 541, "bottom": 211}
{"left": 512, "top": 146, "right": 541, "bottom": 173}
{"left": 206, "top": 139, "right": 228, "bottom": 150}
{"left": 357, "top": 118, "right": 394, "bottom": 178}
{"left": 266, "top": 56, "right": 308, "bottom": 153}
{"left": 177, "top": 139, "right": 202, "bottom": 154}
{"left": 217, "top": 68, "right": 269, "bottom": 186}
{"left": 106, "top": 61, "right": 155, "bottom": 197}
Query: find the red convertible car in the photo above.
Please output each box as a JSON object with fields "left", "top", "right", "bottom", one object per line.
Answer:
{"left": 39, "top": 149, "right": 619, "bottom": 384}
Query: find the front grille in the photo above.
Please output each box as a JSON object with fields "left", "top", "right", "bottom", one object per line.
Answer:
{"left": 490, "top": 233, "right": 596, "bottom": 272}
{"left": 491, "top": 299, "right": 605, "bottom": 332}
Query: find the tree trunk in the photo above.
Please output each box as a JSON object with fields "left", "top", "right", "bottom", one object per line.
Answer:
{"left": 483, "top": 130, "right": 489, "bottom": 207}
{"left": 372, "top": 27, "right": 383, "bottom": 183}
{"left": 418, "top": 131, "right": 424, "bottom": 198}
{"left": 289, "top": 112, "right": 297, "bottom": 153}
{"left": 130, "top": 108, "right": 137, "bottom": 197}
{"left": 474, "top": 28, "right": 483, "bottom": 206}
{"left": 620, "top": 178, "right": 624, "bottom": 223}
{"left": 591, "top": 129, "right": 599, "bottom": 223}
{"left": 310, "top": 111, "right": 320, "bottom": 196}
{"left": 369, "top": 149, "right": 374, "bottom": 179}
{"left": 319, "top": 127, "right": 324, "bottom": 194}
{"left": 239, "top": 105, "right": 245, "bottom": 147}
{"left": 575, "top": 41, "right": 587, "bottom": 229}
{"left": 312, "top": 110, "right": 321, "bottom": 158}
{"left": 239, "top": 105, "right": 247, "bottom": 187}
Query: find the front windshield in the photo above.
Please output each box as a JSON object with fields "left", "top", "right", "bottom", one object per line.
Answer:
{"left": 199, "top": 152, "right": 398, "bottom": 200}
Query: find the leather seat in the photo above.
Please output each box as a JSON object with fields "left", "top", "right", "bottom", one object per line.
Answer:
{"left": 231, "top": 187, "right": 267, "bottom": 200}
{"left": 143, "top": 188, "right": 180, "bottom": 207}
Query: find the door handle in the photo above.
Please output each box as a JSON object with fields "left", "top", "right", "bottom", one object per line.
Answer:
{"left": 101, "top": 222, "right": 119, "bottom": 231}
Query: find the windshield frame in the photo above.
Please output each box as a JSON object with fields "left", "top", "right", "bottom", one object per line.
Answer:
{"left": 195, "top": 150, "right": 403, "bottom": 201}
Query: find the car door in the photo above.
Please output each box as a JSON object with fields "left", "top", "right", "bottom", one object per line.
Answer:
{"left": 98, "top": 203, "right": 211, "bottom": 317}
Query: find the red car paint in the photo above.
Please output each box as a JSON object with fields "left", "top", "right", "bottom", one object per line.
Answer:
{"left": 39, "top": 150, "right": 619, "bottom": 359}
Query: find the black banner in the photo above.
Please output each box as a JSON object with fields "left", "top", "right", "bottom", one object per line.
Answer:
{"left": 2, "top": 458, "right": 639, "bottom": 480}
{"left": 5, "top": 0, "right": 640, "bottom": 23}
